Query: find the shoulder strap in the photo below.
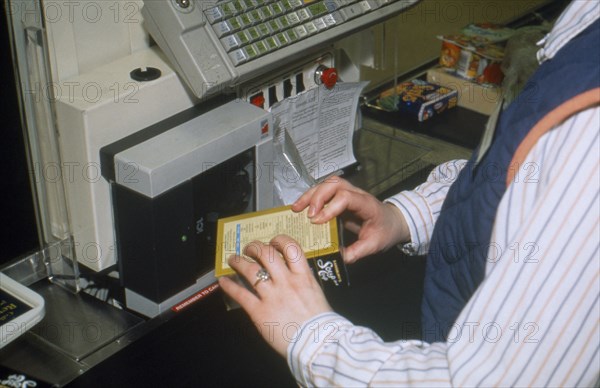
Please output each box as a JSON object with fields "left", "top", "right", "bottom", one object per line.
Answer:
{"left": 507, "top": 88, "right": 600, "bottom": 187}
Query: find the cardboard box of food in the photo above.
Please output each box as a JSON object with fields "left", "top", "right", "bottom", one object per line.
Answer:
{"left": 376, "top": 78, "right": 458, "bottom": 122}
{"left": 427, "top": 66, "right": 502, "bottom": 115}
{"left": 215, "top": 205, "right": 349, "bottom": 290}
{"left": 438, "top": 23, "right": 513, "bottom": 86}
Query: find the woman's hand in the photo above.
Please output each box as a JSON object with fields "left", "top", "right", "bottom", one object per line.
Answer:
{"left": 218, "top": 235, "right": 332, "bottom": 357}
{"left": 292, "top": 177, "right": 410, "bottom": 263}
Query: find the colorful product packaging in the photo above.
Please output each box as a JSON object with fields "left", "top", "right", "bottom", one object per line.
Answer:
{"left": 376, "top": 79, "right": 458, "bottom": 122}
{"left": 426, "top": 66, "right": 502, "bottom": 115}
{"left": 438, "top": 23, "right": 514, "bottom": 85}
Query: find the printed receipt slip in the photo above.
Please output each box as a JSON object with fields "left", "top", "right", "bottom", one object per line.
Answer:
{"left": 214, "top": 205, "right": 349, "bottom": 289}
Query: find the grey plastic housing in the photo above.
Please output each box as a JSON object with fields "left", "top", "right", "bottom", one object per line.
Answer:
{"left": 142, "top": 0, "right": 419, "bottom": 99}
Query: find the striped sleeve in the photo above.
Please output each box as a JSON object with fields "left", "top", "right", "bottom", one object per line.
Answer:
{"left": 287, "top": 108, "right": 599, "bottom": 387}
{"left": 288, "top": 312, "right": 453, "bottom": 387}
{"left": 385, "top": 160, "right": 466, "bottom": 256}
{"left": 537, "top": 0, "right": 600, "bottom": 64}
{"left": 449, "top": 105, "right": 600, "bottom": 386}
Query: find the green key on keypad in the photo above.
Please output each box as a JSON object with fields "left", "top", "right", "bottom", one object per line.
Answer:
{"left": 281, "top": 0, "right": 293, "bottom": 11}
{"left": 278, "top": 16, "right": 290, "bottom": 28}
{"left": 255, "top": 40, "right": 268, "bottom": 54}
{"left": 223, "top": 2, "right": 236, "bottom": 16}
{"left": 257, "top": 23, "right": 271, "bottom": 36}
{"left": 271, "top": 3, "right": 284, "bottom": 14}
{"left": 308, "top": 2, "right": 327, "bottom": 16}
{"left": 240, "top": 13, "right": 252, "bottom": 26}
{"left": 261, "top": 6, "right": 273, "bottom": 18}
{"left": 237, "top": 31, "right": 250, "bottom": 45}
{"left": 229, "top": 17, "right": 242, "bottom": 30}
{"left": 247, "top": 27, "right": 260, "bottom": 41}
{"left": 265, "top": 36, "right": 279, "bottom": 49}
{"left": 232, "top": 0, "right": 244, "bottom": 12}
{"left": 269, "top": 19, "right": 281, "bottom": 31}
{"left": 245, "top": 45, "right": 258, "bottom": 58}
{"left": 276, "top": 32, "right": 289, "bottom": 45}
{"left": 250, "top": 10, "right": 262, "bottom": 21}
{"left": 286, "top": 29, "right": 298, "bottom": 41}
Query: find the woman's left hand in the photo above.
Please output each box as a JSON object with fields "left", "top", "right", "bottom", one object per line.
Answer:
{"left": 218, "top": 234, "right": 333, "bottom": 357}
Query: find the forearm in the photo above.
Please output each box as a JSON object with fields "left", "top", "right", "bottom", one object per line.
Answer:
{"left": 288, "top": 312, "right": 452, "bottom": 387}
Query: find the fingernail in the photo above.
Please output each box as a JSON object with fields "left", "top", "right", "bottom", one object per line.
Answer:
{"left": 308, "top": 206, "right": 315, "bottom": 218}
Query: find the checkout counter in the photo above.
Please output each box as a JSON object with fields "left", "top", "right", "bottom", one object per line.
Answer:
{"left": 0, "top": 2, "right": 564, "bottom": 387}
{"left": 0, "top": 94, "right": 482, "bottom": 387}
{"left": 1, "top": 109, "right": 482, "bottom": 387}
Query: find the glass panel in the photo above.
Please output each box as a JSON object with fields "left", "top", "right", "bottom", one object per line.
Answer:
{"left": 4, "top": 1, "right": 79, "bottom": 292}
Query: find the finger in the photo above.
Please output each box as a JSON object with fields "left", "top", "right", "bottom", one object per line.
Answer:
{"left": 218, "top": 276, "right": 260, "bottom": 311}
{"left": 227, "top": 254, "right": 270, "bottom": 291}
{"left": 292, "top": 177, "right": 351, "bottom": 218}
{"left": 310, "top": 189, "right": 365, "bottom": 224}
{"left": 292, "top": 185, "right": 318, "bottom": 213}
{"left": 270, "top": 235, "right": 312, "bottom": 275}
{"left": 243, "top": 241, "right": 288, "bottom": 282}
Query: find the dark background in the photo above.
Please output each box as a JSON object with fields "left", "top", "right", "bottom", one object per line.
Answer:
{"left": 0, "top": 4, "right": 39, "bottom": 265}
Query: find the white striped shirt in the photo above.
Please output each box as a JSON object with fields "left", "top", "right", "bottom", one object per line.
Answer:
{"left": 287, "top": 2, "right": 600, "bottom": 386}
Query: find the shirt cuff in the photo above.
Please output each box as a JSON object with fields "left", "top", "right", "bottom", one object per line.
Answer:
{"left": 385, "top": 191, "right": 433, "bottom": 256}
{"left": 287, "top": 312, "right": 353, "bottom": 386}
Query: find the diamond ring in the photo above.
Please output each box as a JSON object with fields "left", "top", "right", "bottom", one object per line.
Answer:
{"left": 253, "top": 268, "right": 271, "bottom": 287}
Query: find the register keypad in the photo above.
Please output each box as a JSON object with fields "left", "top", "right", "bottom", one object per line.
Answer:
{"left": 205, "top": 0, "right": 399, "bottom": 66}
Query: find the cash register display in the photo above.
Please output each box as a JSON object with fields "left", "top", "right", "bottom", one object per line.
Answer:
{"left": 142, "top": 0, "right": 419, "bottom": 99}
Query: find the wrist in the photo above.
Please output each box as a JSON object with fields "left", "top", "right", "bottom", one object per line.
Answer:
{"left": 384, "top": 202, "right": 410, "bottom": 247}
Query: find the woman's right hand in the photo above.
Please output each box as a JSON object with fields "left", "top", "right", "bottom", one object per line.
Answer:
{"left": 292, "top": 177, "right": 410, "bottom": 264}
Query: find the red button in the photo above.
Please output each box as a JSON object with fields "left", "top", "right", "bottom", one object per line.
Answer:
{"left": 250, "top": 94, "right": 265, "bottom": 108}
{"left": 320, "top": 68, "right": 338, "bottom": 89}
